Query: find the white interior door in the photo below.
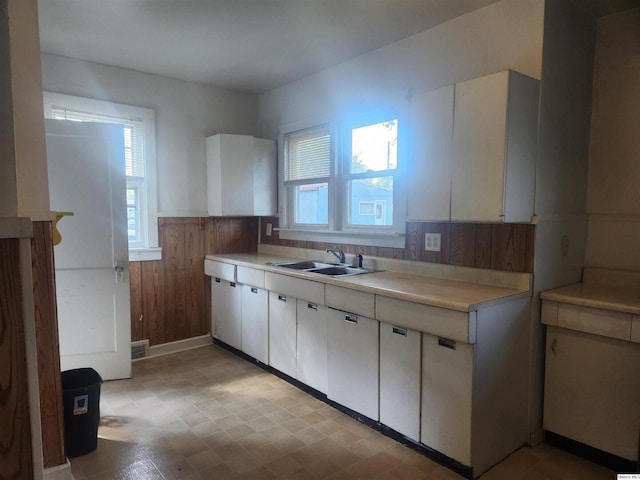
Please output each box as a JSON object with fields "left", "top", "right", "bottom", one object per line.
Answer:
{"left": 46, "top": 119, "right": 131, "bottom": 380}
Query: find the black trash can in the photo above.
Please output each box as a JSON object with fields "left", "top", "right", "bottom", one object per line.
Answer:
{"left": 61, "top": 368, "right": 103, "bottom": 457}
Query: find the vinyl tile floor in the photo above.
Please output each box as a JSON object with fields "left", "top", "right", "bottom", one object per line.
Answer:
{"left": 69, "top": 345, "right": 616, "bottom": 480}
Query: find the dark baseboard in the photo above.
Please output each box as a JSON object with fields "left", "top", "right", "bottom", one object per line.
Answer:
{"left": 545, "top": 431, "right": 639, "bottom": 473}
{"left": 212, "top": 338, "right": 474, "bottom": 479}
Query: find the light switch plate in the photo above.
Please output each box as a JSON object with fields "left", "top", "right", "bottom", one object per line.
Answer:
{"left": 266, "top": 223, "right": 273, "bottom": 236}
{"left": 425, "top": 233, "right": 441, "bottom": 252}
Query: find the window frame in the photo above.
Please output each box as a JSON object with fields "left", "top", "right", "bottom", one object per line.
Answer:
{"left": 42, "top": 92, "right": 160, "bottom": 260}
{"left": 278, "top": 113, "right": 406, "bottom": 248}
{"left": 283, "top": 124, "right": 334, "bottom": 230}
{"left": 339, "top": 114, "right": 400, "bottom": 234}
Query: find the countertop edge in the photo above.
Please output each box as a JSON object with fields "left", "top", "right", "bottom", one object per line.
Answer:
{"left": 541, "top": 289, "right": 640, "bottom": 316}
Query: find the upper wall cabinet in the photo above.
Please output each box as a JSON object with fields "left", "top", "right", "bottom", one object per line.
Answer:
{"left": 451, "top": 70, "right": 539, "bottom": 222}
{"left": 206, "top": 133, "right": 277, "bottom": 216}
{"left": 408, "top": 85, "right": 455, "bottom": 221}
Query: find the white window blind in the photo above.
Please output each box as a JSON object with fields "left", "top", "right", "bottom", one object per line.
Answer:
{"left": 284, "top": 125, "right": 331, "bottom": 181}
{"left": 50, "top": 106, "right": 145, "bottom": 178}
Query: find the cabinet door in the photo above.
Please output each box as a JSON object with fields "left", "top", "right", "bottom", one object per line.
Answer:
{"left": 241, "top": 285, "right": 269, "bottom": 363}
{"left": 211, "top": 278, "right": 242, "bottom": 350}
{"left": 268, "top": 292, "right": 297, "bottom": 378}
{"left": 451, "top": 70, "right": 538, "bottom": 222}
{"left": 408, "top": 85, "right": 454, "bottom": 221}
{"left": 421, "top": 333, "right": 473, "bottom": 466}
{"left": 296, "top": 300, "right": 328, "bottom": 393}
{"left": 327, "top": 309, "right": 379, "bottom": 420}
{"left": 544, "top": 326, "right": 640, "bottom": 461}
{"left": 207, "top": 134, "right": 254, "bottom": 216}
{"left": 451, "top": 71, "right": 509, "bottom": 222}
{"left": 253, "top": 138, "right": 277, "bottom": 216}
{"left": 380, "top": 323, "right": 421, "bottom": 441}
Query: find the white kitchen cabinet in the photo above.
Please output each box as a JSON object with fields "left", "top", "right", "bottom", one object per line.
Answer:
{"left": 380, "top": 322, "right": 421, "bottom": 441}
{"left": 268, "top": 291, "right": 297, "bottom": 378}
{"left": 296, "top": 299, "right": 328, "bottom": 393}
{"left": 420, "top": 299, "right": 530, "bottom": 476}
{"left": 206, "top": 133, "right": 276, "bottom": 216}
{"left": 451, "top": 70, "right": 539, "bottom": 222}
{"left": 211, "top": 277, "right": 242, "bottom": 350}
{"left": 421, "top": 333, "right": 474, "bottom": 466}
{"left": 241, "top": 284, "right": 269, "bottom": 363}
{"left": 327, "top": 308, "right": 379, "bottom": 420}
{"left": 544, "top": 325, "right": 640, "bottom": 462}
{"left": 408, "top": 85, "right": 455, "bottom": 221}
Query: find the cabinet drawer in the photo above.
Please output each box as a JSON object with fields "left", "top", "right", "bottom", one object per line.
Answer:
{"left": 325, "top": 284, "right": 375, "bottom": 318}
{"left": 376, "top": 295, "right": 475, "bottom": 343}
{"left": 557, "top": 303, "right": 632, "bottom": 341}
{"left": 204, "top": 259, "right": 236, "bottom": 282}
{"left": 265, "top": 272, "right": 324, "bottom": 305}
{"left": 541, "top": 300, "right": 558, "bottom": 326}
{"left": 237, "top": 266, "right": 265, "bottom": 288}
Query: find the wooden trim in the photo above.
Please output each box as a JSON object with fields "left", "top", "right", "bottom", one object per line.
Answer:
{"left": 0, "top": 238, "right": 34, "bottom": 480}
{"left": 31, "top": 222, "right": 66, "bottom": 467}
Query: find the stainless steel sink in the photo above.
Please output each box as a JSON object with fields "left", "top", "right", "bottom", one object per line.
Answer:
{"left": 307, "top": 266, "right": 377, "bottom": 277}
{"left": 268, "top": 260, "right": 380, "bottom": 277}
{"left": 269, "top": 260, "right": 337, "bottom": 270}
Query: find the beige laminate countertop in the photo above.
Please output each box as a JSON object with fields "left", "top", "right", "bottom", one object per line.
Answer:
{"left": 205, "top": 253, "right": 530, "bottom": 313}
{"left": 540, "top": 283, "right": 640, "bottom": 315}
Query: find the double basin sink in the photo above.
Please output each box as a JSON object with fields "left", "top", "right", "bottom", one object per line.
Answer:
{"left": 269, "top": 260, "right": 380, "bottom": 277}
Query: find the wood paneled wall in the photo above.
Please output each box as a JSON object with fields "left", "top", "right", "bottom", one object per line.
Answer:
{"left": 0, "top": 238, "right": 34, "bottom": 480}
{"left": 31, "top": 222, "right": 66, "bottom": 468}
{"left": 260, "top": 217, "right": 535, "bottom": 273}
{"left": 129, "top": 217, "right": 258, "bottom": 346}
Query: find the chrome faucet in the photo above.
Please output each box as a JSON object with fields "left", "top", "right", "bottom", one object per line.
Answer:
{"left": 326, "top": 247, "right": 345, "bottom": 264}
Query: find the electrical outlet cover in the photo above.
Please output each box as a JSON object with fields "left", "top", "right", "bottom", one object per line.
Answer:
{"left": 425, "top": 233, "right": 441, "bottom": 252}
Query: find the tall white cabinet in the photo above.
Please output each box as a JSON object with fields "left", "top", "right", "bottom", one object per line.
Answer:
{"left": 206, "top": 133, "right": 276, "bottom": 216}
{"left": 451, "top": 70, "right": 539, "bottom": 222}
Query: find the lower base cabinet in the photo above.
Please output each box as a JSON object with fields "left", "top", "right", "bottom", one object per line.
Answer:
{"left": 296, "top": 299, "right": 328, "bottom": 393}
{"left": 544, "top": 325, "right": 640, "bottom": 462}
{"left": 327, "top": 308, "right": 379, "bottom": 420}
{"left": 211, "top": 278, "right": 242, "bottom": 350}
{"left": 268, "top": 292, "right": 297, "bottom": 378}
{"left": 421, "top": 333, "right": 473, "bottom": 467}
{"left": 380, "top": 323, "right": 421, "bottom": 441}
{"left": 241, "top": 285, "right": 268, "bottom": 363}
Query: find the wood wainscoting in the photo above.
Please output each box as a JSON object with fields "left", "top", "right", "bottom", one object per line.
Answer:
{"left": 260, "top": 217, "right": 535, "bottom": 274}
{"left": 0, "top": 237, "right": 34, "bottom": 480}
{"left": 129, "top": 217, "right": 258, "bottom": 346}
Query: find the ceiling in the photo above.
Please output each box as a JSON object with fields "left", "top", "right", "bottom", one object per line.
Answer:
{"left": 38, "top": 0, "right": 639, "bottom": 94}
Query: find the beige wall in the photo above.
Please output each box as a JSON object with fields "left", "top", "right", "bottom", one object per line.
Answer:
{"left": 258, "top": 0, "right": 544, "bottom": 137}
{"left": 41, "top": 54, "right": 259, "bottom": 216}
{"left": 585, "top": 8, "right": 640, "bottom": 269}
